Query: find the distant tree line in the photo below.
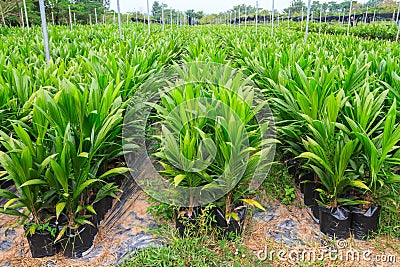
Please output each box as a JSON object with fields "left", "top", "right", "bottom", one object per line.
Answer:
{"left": 0, "top": 0, "right": 107, "bottom": 26}
{"left": 200, "top": 0, "right": 399, "bottom": 25}
{"left": 0, "top": 0, "right": 399, "bottom": 27}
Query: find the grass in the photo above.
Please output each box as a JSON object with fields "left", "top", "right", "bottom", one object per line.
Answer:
{"left": 260, "top": 160, "right": 296, "bottom": 204}
{"left": 118, "top": 225, "right": 261, "bottom": 267}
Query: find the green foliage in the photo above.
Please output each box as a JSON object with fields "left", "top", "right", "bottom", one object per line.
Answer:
{"left": 0, "top": 22, "right": 400, "bottom": 245}
{"left": 25, "top": 221, "right": 57, "bottom": 237}
{"left": 282, "top": 186, "right": 296, "bottom": 205}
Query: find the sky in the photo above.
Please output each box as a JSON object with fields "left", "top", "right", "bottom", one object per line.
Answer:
{"left": 109, "top": 0, "right": 370, "bottom": 15}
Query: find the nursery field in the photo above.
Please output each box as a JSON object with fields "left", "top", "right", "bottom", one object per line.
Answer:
{"left": 0, "top": 23, "right": 400, "bottom": 266}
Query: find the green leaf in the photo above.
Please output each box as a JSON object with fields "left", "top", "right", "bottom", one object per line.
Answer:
{"left": 348, "top": 180, "right": 370, "bottom": 191}
{"left": 240, "top": 198, "right": 266, "bottom": 211}
{"left": 174, "top": 174, "right": 186, "bottom": 187}
{"left": 98, "top": 167, "right": 130, "bottom": 180}
{"left": 20, "top": 179, "right": 47, "bottom": 187}
{"left": 78, "top": 152, "right": 89, "bottom": 158}
{"left": 73, "top": 179, "right": 101, "bottom": 199}
{"left": 55, "top": 226, "right": 66, "bottom": 242}
{"left": 385, "top": 175, "right": 400, "bottom": 184}
{"left": 56, "top": 202, "right": 66, "bottom": 219}
{"left": 226, "top": 212, "right": 240, "bottom": 222}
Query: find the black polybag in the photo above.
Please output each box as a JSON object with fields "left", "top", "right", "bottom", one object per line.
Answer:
{"left": 350, "top": 206, "right": 381, "bottom": 240}
{"left": 319, "top": 206, "right": 351, "bottom": 239}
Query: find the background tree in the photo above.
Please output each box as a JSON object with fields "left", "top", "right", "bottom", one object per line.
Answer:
{"left": 286, "top": 0, "right": 306, "bottom": 16}
{"left": 151, "top": 1, "right": 168, "bottom": 21}
{"left": 0, "top": 0, "right": 40, "bottom": 26}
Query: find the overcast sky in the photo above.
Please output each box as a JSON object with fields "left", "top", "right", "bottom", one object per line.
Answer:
{"left": 110, "top": 0, "right": 370, "bottom": 14}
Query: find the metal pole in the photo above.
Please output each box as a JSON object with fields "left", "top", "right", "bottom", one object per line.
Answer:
{"left": 364, "top": 6, "right": 368, "bottom": 24}
{"left": 113, "top": 11, "right": 116, "bottom": 24}
{"left": 319, "top": 8, "right": 322, "bottom": 34}
{"left": 277, "top": 13, "right": 280, "bottom": 27}
{"left": 170, "top": 8, "right": 172, "bottom": 30}
{"left": 229, "top": 11, "right": 231, "bottom": 26}
{"left": 95, "top": 8, "right": 98, "bottom": 24}
{"left": 373, "top": 6, "right": 376, "bottom": 23}
{"left": 21, "top": 8, "right": 25, "bottom": 27}
{"left": 245, "top": 6, "right": 247, "bottom": 27}
{"left": 89, "top": 14, "right": 92, "bottom": 24}
{"left": 147, "top": 0, "right": 150, "bottom": 34}
{"left": 256, "top": 1, "right": 258, "bottom": 33}
{"left": 271, "top": 0, "right": 275, "bottom": 36}
{"left": 39, "top": 0, "right": 50, "bottom": 64}
{"left": 304, "top": 0, "right": 311, "bottom": 42}
{"left": 68, "top": 5, "right": 72, "bottom": 30}
{"left": 23, "top": 0, "right": 29, "bottom": 32}
{"left": 73, "top": 12, "right": 76, "bottom": 24}
{"left": 162, "top": 5, "right": 164, "bottom": 31}
{"left": 396, "top": 2, "right": 400, "bottom": 26}
{"left": 347, "top": 0, "right": 353, "bottom": 35}
{"left": 301, "top": 6, "right": 304, "bottom": 31}
{"left": 397, "top": 18, "right": 400, "bottom": 41}
{"left": 238, "top": 7, "right": 240, "bottom": 28}
{"left": 392, "top": 9, "right": 396, "bottom": 25}
{"left": 51, "top": 12, "right": 54, "bottom": 25}
{"left": 288, "top": 10, "right": 290, "bottom": 28}
{"left": 117, "top": 0, "right": 123, "bottom": 38}
{"left": 136, "top": 11, "right": 138, "bottom": 26}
